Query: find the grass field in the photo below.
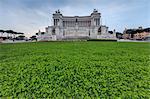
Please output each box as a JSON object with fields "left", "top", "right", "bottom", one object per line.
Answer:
{"left": 0, "top": 41, "right": 150, "bottom": 98}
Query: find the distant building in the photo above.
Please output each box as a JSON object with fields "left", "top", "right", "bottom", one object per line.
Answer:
{"left": 37, "top": 9, "right": 116, "bottom": 41}
{"left": 0, "top": 30, "right": 25, "bottom": 42}
{"left": 123, "top": 27, "right": 150, "bottom": 40}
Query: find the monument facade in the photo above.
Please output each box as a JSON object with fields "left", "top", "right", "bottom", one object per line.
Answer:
{"left": 37, "top": 9, "right": 116, "bottom": 41}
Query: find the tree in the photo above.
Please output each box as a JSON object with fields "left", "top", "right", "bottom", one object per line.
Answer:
{"left": 30, "top": 36, "right": 37, "bottom": 41}
{"left": 41, "top": 32, "right": 45, "bottom": 35}
{"left": 116, "top": 32, "right": 123, "bottom": 39}
{"left": 108, "top": 31, "right": 113, "bottom": 34}
{"left": 36, "top": 33, "right": 38, "bottom": 35}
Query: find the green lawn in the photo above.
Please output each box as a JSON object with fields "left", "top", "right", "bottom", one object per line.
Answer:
{"left": 0, "top": 41, "right": 150, "bottom": 98}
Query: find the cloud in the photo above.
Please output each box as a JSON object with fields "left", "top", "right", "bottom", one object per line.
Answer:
{"left": 0, "top": 0, "right": 149, "bottom": 37}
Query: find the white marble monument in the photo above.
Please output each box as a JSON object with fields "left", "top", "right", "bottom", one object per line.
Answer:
{"left": 37, "top": 9, "right": 116, "bottom": 41}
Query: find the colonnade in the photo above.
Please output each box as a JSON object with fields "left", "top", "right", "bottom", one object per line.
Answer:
{"left": 54, "top": 19, "right": 59, "bottom": 26}
{"left": 95, "top": 18, "right": 100, "bottom": 26}
{"left": 54, "top": 18, "right": 100, "bottom": 27}
{"left": 63, "top": 21, "right": 91, "bottom": 27}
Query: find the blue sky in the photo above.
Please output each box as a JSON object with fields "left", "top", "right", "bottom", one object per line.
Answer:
{"left": 0, "top": 0, "right": 149, "bottom": 37}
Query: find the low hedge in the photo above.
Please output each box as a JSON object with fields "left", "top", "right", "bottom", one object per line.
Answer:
{"left": 87, "top": 39, "right": 117, "bottom": 41}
